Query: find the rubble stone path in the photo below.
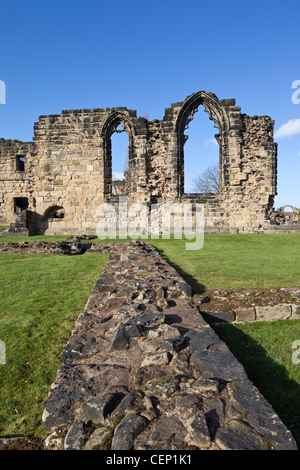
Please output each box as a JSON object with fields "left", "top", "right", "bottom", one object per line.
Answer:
{"left": 37, "top": 241, "right": 297, "bottom": 450}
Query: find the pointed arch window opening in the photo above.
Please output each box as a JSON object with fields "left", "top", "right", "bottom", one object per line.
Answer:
{"left": 110, "top": 123, "right": 130, "bottom": 196}
{"left": 182, "top": 104, "right": 221, "bottom": 196}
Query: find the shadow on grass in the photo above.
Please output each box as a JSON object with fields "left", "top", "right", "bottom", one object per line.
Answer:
{"left": 212, "top": 323, "right": 300, "bottom": 449}
{"left": 153, "top": 246, "right": 206, "bottom": 295}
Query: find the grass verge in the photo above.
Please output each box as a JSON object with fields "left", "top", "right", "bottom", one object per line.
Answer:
{"left": 149, "top": 233, "right": 300, "bottom": 292}
{"left": 213, "top": 320, "right": 300, "bottom": 448}
{"left": 1, "top": 232, "right": 300, "bottom": 292}
{"left": 0, "top": 252, "right": 109, "bottom": 438}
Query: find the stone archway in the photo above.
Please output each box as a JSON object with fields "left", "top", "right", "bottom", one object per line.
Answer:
{"left": 174, "top": 91, "right": 230, "bottom": 198}
{"left": 43, "top": 205, "right": 65, "bottom": 221}
{"left": 101, "top": 112, "right": 137, "bottom": 198}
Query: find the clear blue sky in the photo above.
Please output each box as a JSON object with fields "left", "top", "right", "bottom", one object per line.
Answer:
{"left": 0, "top": 0, "right": 300, "bottom": 207}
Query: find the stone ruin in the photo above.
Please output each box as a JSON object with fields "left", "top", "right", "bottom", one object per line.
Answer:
{"left": 271, "top": 205, "right": 300, "bottom": 225}
{"left": 1, "top": 90, "right": 299, "bottom": 235}
{"left": 38, "top": 240, "right": 295, "bottom": 450}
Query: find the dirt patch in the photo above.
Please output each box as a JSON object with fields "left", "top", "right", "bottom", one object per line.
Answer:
{"left": 194, "top": 286, "right": 300, "bottom": 314}
{"left": 0, "top": 437, "right": 44, "bottom": 450}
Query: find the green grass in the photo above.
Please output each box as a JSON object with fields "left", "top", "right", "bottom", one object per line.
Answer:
{"left": 213, "top": 320, "right": 300, "bottom": 448}
{"left": 88, "top": 232, "right": 300, "bottom": 292}
{"left": 1, "top": 232, "right": 300, "bottom": 293}
{"left": 149, "top": 233, "right": 300, "bottom": 292}
{"left": 0, "top": 252, "right": 109, "bottom": 438}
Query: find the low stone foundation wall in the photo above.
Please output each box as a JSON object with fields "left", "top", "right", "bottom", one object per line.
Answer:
{"left": 37, "top": 241, "right": 296, "bottom": 450}
{"left": 0, "top": 240, "right": 112, "bottom": 255}
{"left": 201, "top": 303, "right": 300, "bottom": 324}
{"left": 195, "top": 287, "right": 300, "bottom": 324}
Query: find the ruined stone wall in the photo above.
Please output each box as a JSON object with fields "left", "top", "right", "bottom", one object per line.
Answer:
{"left": 26, "top": 108, "right": 150, "bottom": 235}
{"left": 0, "top": 91, "right": 282, "bottom": 234}
{"left": 223, "top": 114, "right": 277, "bottom": 231}
{"left": 31, "top": 110, "right": 104, "bottom": 234}
{"left": 0, "top": 139, "right": 35, "bottom": 224}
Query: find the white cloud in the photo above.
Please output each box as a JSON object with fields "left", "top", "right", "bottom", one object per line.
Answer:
{"left": 274, "top": 119, "right": 300, "bottom": 139}
{"left": 112, "top": 172, "right": 124, "bottom": 181}
{"left": 203, "top": 137, "right": 218, "bottom": 147}
{"left": 184, "top": 173, "right": 194, "bottom": 193}
{"left": 185, "top": 172, "right": 193, "bottom": 181}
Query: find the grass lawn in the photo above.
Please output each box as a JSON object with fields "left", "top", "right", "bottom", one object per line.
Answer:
{"left": 0, "top": 233, "right": 299, "bottom": 446}
{"left": 149, "top": 233, "right": 300, "bottom": 292}
{"left": 1, "top": 232, "right": 300, "bottom": 293}
{"left": 213, "top": 320, "right": 300, "bottom": 448}
{"left": 0, "top": 252, "right": 109, "bottom": 438}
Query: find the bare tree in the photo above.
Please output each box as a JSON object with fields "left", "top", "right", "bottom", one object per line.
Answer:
{"left": 192, "top": 164, "right": 220, "bottom": 194}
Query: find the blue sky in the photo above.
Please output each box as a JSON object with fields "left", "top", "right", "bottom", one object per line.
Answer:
{"left": 0, "top": 0, "right": 299, "bottom": 207}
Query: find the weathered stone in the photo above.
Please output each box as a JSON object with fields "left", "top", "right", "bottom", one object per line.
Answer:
{"left": 64, "top": 421, "right": 86, "bottom": 450}
{"left": 42, "top": 363, "right": 131, "bottom": 433}
{"left": 141, "top": 351, "right": 172, "bottom": 367}
{"left": 112, "top": 325, "right": 131, "bottom": 351}
{"left": 187, "top": 328, "right": 223, "bottom": 353}
{"left": 1, "top": 90, "right": 296, "bottom": 236}
{"left": 44, "top": 431, "right": 64, "bottom": 450}
{"left": 111, "top": 413, "right": 148, "bottom": 450}
{"left": 201, "top": 310, "right": 235, "bottom": 324}
{"left": 140, "top": 396, "right": 157, "bottom": 421}
{"left": 149, "top": 416, "right": 187, "bottom": 447}
{"left": 227, "top": 380, "right": 297, "bottom": 450}
{"left": 215, "top": 420, "right": 268, "bottom": 450}
{"left": 176, "top": 282, "right": 192, "bottom": 297}
{"left": 234, "top": 307, "right": 256, "bottom": 322}
{"left": 146, "top": 376, "right": 179, "bottom": 398}
{"left": 186, "top": 411, "right": 212, "bottom": 449}
{"left": 112, "top": 310, "right": 165, "bottom": 350}
{"left": 83, "top": 392, "right": 124, "bottom": 424}
{"left": 190, "top": 349, "right": 247, "bottom": 381}
{"left": 62, "top": 332, "right": 108, "bottom": 363}
{"left": 112, "top": 391, "right": 144, "bottom": 417}
{"left": 83, "top": 427, "right": 112, "bottom": 450}
{"left": 255, "top": 304, "right": 292, "bottom": 321}
{"left": 160, "top": 336, "right": 187, "bottom": 353}
{"left": 291, "top": 304, "right": 300, "bottom": 318}
{"left": 194, "top": 378, "right": 220, "bottom": 393}
{"left": 175, "top": 395, "right": 201, "bottom": 419}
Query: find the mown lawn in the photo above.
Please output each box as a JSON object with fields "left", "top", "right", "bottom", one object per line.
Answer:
{"left": 1, "top": 233, "right": 300, "bottom": 292}
{"left": 213, "top": 320, "right": 300, "bottom": 448}
{"left": 0, "top": 252, "right": 109, "bottom": 437}
{"left": 149, "top": 233, "right": 300, "bottom": 293}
